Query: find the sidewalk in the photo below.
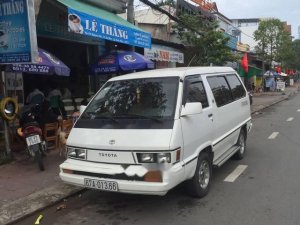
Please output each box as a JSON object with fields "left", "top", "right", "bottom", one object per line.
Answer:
{"left": 0, "top": 84, "right": 299, "bottom": 225}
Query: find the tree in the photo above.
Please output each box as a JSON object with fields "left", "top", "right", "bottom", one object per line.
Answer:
{"left": 290, "top": 39, "right": 300, "bottom": 70}
{"left": 174, "top": 13, "right": 237, "bottom": 66}
{"left": 276, "top": 32, "right": 295, "bottom": 68}
{"left": 254, "top": 18, "right": 293, "bottom": 71}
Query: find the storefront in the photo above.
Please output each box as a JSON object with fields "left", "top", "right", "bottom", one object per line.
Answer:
{"left": 144, "top": 43, "right": 184, "bottom": 69}
{"left": 6, "top": 0, "right": 152, "bottom": 104}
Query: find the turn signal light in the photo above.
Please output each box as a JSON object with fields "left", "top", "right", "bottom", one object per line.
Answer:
{"left": 176, "top": 149, "right": 181, "bottom": 162}
{"left": 62, "top": 169, "right": 74, "bottom": 174}
{"left": 144, "top": 170, "right": 162, "bottom": 182}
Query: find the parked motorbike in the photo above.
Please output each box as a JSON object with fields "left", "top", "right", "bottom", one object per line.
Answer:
{"left": 17, "top": 104, "right": 47, "bottom": 171}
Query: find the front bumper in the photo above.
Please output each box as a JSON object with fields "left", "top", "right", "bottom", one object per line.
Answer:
{"left": 59, "top": 159, "right": 185, "bottom": 196}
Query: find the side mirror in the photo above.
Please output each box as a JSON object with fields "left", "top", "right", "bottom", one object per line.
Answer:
{"left": 181, "top": 102, "right": 203, "bottom": 117}
{"left": 79, "top": 105, "right": 87, "bottom": 115}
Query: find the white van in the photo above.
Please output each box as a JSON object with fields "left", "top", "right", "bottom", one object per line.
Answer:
{"left": 60, "top": 67, "right": 252, "bottom": 198}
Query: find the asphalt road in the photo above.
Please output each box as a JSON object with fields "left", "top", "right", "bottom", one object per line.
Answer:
{"left": 16, "top": 93, "right": 300, "bottom": 225}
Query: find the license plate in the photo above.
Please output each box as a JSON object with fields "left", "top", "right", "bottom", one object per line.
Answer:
{"left": 26, "top": 135, "right": 41, "bottom": 146}
{"left": 84, "top": 178, "right": 118, "bottom": 192}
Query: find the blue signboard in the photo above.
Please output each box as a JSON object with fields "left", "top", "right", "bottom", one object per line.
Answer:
{"left": 68, "top": 8, "right": 151, "bottom": 49}
{"left": 0, "top": 0, "right": 38, "bottom": 64}
{"left": 224, "top": 33, "right": 238, "bottom": 50}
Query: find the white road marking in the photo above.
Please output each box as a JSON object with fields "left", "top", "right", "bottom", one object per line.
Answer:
{"left": 268, "top": 132, "right": 279, "bottom": 139}
{"left": 297, "top": 109, "right": 300, "bottom": 112}
{"left": 286, "top": 117, "right": 294, "bottom": 122}
{"left": 224, "top": 165, "right": 248, "bottom": 182}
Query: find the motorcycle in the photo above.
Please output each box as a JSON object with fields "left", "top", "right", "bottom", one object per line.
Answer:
{"left": 17, "top": 104, "right": 47, "bottom": 171}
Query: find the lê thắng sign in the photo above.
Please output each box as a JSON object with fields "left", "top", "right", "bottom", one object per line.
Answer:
{"left": 67, "top": 8, "right": 151, "bottom": 49}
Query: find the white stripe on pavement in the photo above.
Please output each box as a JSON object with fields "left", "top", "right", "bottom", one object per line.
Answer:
{"left": 224, "top": 165, "right": 248, "bottom": 182}
{"left": 268, "top": 132, "right": 279, "bottom": 139}
{"left": 297, "top": 109, "right": 300, "bottom": 112}
{"left": 286, "top": 117, "right": 294, "bottom": 122}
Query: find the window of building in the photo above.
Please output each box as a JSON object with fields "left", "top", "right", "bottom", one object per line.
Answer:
{"left": 207, "top": 76, "right": 233, "bottom": 107}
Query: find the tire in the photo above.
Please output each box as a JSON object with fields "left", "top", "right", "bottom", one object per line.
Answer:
{"left": 33, "top": 145, "right": 45, "bottom": 171}
{"left": 0, "top": 97, "right": 19, "bottom": 121}
{"left": 186, "top": 152, "right": 212, "bottom": 198}
{"left": 234, "top": 129, "right": 246, "bottom": 160}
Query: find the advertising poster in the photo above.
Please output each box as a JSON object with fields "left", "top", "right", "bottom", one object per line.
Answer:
{"left": 67, "top": 8, "right": 151, "bottom": 49}
{"left": 5, "top": 72, "right": 24, "bottom": 105}
{"left": 0, "top": 0, "right": 38, "bottom": 64}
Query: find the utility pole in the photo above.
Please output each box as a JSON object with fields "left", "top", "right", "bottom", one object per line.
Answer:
{"left": 127, "top": 0, "right": 135, "bottom": 51}
{"left": 1, "top": 69, "right": 11, "bottom": 158}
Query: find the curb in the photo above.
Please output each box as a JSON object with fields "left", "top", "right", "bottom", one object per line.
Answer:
{"left": 251, "top": 89, "right": 298, "bottom": 115}
{"left": 0, "top": 183, "right": 84, "bottom": 225}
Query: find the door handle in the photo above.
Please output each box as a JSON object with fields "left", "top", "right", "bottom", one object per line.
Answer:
{"left": 208, "top": 113, "right": 213, "bottom": 117}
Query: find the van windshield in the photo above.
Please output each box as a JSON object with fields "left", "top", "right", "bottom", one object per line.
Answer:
{"left": 82, "top": 77, "right": 179, "bottom": 120}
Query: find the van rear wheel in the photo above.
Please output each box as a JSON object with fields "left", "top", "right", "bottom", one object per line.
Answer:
{"left": 234, "top": 129, "right": 246, "bottom": 160}
{"left": 186, "top": 152, "right": 212, "bottom": 198}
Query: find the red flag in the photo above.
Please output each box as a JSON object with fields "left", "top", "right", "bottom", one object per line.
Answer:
{"left": 241, "top": 53, "right": 248, "bottom": 73}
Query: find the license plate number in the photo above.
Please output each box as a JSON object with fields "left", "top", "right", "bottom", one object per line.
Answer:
{"left": 84, "top": 178, "right": 118, "bottom": 192}
{"left": 26, "top": 135, "right": 41, "bottom": 146}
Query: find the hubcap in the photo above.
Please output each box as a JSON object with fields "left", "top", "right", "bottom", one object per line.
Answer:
{"left": 198, "top": 160, "right": 210, "bottom": 189}
{"left": 239, "top": 134, "right": 245, "bottom": 154}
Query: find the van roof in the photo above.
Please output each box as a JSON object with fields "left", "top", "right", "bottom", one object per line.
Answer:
{"left": 110, "top": 67, "right": 236, "bottom": 81}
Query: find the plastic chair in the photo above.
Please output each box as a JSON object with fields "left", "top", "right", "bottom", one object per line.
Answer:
{"left": 64, "top": 105, "right": 75, "bottom": 116}
{"left": 43, "top": 122, "right": 58, "bottom": 151}
{"left": 62, "top": 98, "right": 73, "bottom": 106}
{"left": 74, "top": 98, "right": 84, "bottom": 108}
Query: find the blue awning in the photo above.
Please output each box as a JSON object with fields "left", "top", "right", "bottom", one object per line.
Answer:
{"left": 57, "top": 0, "right": 151, "bottom": 49}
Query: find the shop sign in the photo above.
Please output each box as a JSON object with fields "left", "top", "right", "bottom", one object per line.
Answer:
{"left": 67, "top": 8, "right": 151, "bottom": 49}
{"left": 144, "top": 48, "right": 184, "bottom": 63}
{"left": 0, "top": 0, "right": 38, "bottom": 64}
{"left": 276, "top": 81, "right": 285, "bottom": 91}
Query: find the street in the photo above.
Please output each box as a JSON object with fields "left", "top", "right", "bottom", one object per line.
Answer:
{"left": 14, "top": 92, "right": 300, "bottom": 225}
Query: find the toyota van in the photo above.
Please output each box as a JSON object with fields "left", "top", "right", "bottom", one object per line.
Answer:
{"left": 59, "top": 67, "right": 252, "bottom": 198}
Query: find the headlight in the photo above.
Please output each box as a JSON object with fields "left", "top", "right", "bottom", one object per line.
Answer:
{"left": 67, "top": 147, "right": 86, "bottom": 160}
{"left": 157, "top": 153, "right": 171, "bottom": 163}
{"left": 138, "top": 153, "right": 155, "bottom": 163}
{"left": 137, "top": 152, "right": 171, "bottom": 163}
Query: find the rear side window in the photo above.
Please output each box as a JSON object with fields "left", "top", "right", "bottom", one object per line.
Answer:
{"left": 226, "top": 74, "right": 246, "bottom": 100}
{"left": 207, "top": 76, "right": 233, "bottom": 107}
{"left": 185, "top": 76, "right": 209, "bottom": 108}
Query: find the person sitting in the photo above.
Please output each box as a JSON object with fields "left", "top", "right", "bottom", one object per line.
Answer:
{"left": 61, "top": 87, "right": 72, "bottom": 99}
{"left": 47, "top": 83, "right": 62, "bottom": 101}
{"left": 26, "top": 88, "right": 44, "bottom": 105}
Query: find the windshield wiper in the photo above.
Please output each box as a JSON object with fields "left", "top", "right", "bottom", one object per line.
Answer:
{"left": 122, "top": 113, "right": 163, "bottom": 123}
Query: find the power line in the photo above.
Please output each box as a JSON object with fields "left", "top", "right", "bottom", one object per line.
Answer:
{"left": 138, "top": 0, "right": 204, "bottom": 35}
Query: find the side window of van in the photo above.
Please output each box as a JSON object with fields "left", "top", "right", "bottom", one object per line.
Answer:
{"left": 207, "top": 76, "right": 233, "bottom": 107}
{"left": 185, "top": 76, "right": 209, "bottom": 108}
{"left": 226, "top": 74, "right": 246, "bottom": 100}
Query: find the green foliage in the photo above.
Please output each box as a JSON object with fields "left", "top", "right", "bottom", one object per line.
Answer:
{"left": 254, "top": 18, "right": 294, "bottom": 68}
{"left": 156, "top": 0, "right": 175, "bottom": 7}
{"left": 290, "top": 39, "right": 300, "bottom": 70}
{"left": 174, "top": 13, "right": 237, "bottom": 66}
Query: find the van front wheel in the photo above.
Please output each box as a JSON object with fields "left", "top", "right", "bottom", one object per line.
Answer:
{"left": 186, "top": 152, "right": 212, "bottom": 198}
